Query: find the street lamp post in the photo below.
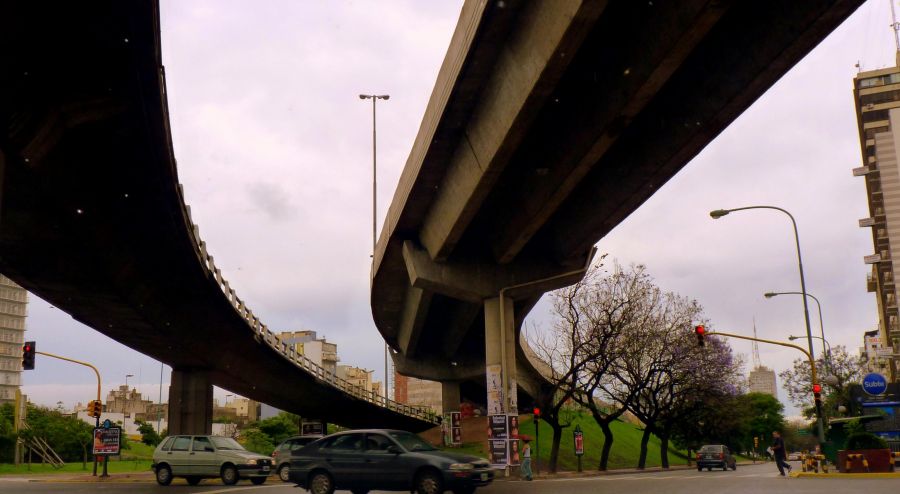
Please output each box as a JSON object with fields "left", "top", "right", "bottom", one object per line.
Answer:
{"left": 710, "top": 205, "right": 824, "bottom": 442}
{"left": 788, "top": 335, "right": 832, "bottom": 358}
{"left": 360, "top": 93, "right": 391, "bottom": 403}
{"left": 125, "top": 374, "right": 134, "bottom": 389}
{"left": 765, "top": 291, "right": 831, "bottom": 372}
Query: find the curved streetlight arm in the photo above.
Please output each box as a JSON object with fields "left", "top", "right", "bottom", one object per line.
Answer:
{"left": 767, "top": 290, "right": 830, "bottom": 372}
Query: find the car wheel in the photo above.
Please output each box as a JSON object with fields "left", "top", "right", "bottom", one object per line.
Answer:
{"left": 186, "top": 476, "right": 201, "bottom": 486}
{"left": 155, "top": 465, "right": 173, "bottom": 486}
{"left": 415, "top": 470, "right": 443, "bottom": 494}
{"left": 221, "top": 464, "right": 239, "bottom": 485}
{"left": 309, "top": 471, "right": 335, "bottom": 494}
{"left": 278, "top": 464, "right": 291, "bottom": 482}
{"left": 251, "top": 477, "right": 266, "bottom": 485}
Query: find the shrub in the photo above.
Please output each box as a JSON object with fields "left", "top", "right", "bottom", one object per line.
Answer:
{"left": 845, "top": 432, "right": 888, "bottom": 450}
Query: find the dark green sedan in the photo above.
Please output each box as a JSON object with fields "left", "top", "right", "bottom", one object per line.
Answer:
{"left": 287, "top": 429, "right": 493, "bottom": 494}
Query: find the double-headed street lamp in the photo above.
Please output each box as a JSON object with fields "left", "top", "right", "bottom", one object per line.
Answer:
{"left": 767, "top": 291, "right": 832, "bottom": 373}
{"left": 359, "top": 93, "right": 390, "bottom": 402}
{"left": 125, "top": 373, "right": 134, "bottom": 389}
{"left": 710, "top": 205, "right": 824, "bottom": 442}
{"left": 788, "top": 335, "right": 832, "bottom": 358}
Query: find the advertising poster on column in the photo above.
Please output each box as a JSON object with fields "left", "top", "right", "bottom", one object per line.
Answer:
{"left": 486, "top": 364, "right": 503, "bottom": 414}
{"left": 450, "top": 412, "right": 462, "bottom": 446}
{"left": 92, "top": 427, "right": 121, "bottom": 455}
{"left": 488, "top": 414, "right": 508, "bottom": 439}
{"left": 489, "top": 439, "right": 508, "bottom": 467}
{"left": 507, "top": 415, "right": 519, "bottom": 439}
{"left": 508, "top": 438, "right": 520, "bottom": 466}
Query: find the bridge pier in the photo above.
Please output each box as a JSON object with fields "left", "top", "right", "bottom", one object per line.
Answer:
{"left": 167, "top": 369, "right": 213, "bottom": 435}
{"left": 441, "top": 381, "right": 461, "bottom": 415}
{"left": 484, "top": 297, "right": 517, "bottom": 416}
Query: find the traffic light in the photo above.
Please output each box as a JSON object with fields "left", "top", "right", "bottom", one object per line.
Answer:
{"left": 533, "top": 407, "right": 540, "bottom": 419}
{"left": 88, "top": 400, "right": 102, "bottom": 418}
{"left": 22, "top": 341, "right": 35, "bottom": 370}
{"left": 694, "top": 325, "right": 706, "bottom": 347}
{"left": 812, "top": 383, "right": 823, "bottom": 408}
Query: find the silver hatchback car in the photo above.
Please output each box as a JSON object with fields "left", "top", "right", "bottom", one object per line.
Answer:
{"left": 152, "top": 435, "right": 273, "bottom": 486}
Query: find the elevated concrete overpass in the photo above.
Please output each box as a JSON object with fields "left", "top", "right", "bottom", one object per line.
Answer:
{"left": 1, "top": 1, "right": 436, "bottom": 432}
{"left": 372, "top": 0, "right": 863, "bottom": 413}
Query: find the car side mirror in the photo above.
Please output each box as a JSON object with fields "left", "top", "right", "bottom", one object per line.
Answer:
{"left": 387, "top": 445, "right": 401, "bottom": 455}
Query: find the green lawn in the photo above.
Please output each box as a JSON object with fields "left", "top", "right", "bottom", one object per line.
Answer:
{"left": 444, "top": 413, "right": 690, "bottom": 471}
{"left": 0, "top": 441, "right": 157, "bottom": 475}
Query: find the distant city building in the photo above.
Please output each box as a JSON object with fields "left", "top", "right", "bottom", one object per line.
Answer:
{"left": 279, "top": 330, "right": 338, "bottom": 375}
{"left": 337, "top": 365, "right": 382, "bottom": 397}
{"left": 862, "top": 329, "right": 892, "bottom": 373}
{"left": 748, "top": 366, "right": 777, "bottom": 398}
{"left": 105, "top": 385, "right": 154, "bottom": 415}
{"left": 222, "top": 397, "right": 260, "bottom": 422}
{"left": 0, "top": 275, "right": 27, "bottom": 404}
{"left": 394, "top": 372, "right": 443, "bottom": 415}
{"left": 853, "top": 63, "right": 900, "bottom": 381}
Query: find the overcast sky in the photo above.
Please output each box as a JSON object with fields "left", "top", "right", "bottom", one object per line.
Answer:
{"left": 20, "top": 0, "right": 900, "bottom": 418}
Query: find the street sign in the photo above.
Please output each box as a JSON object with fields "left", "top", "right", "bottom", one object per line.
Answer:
{"left": 574, "top": 428, "right": 584, "bottom": 456}
{"left": 863, "top": 373, "right": 888, "bottom": 395}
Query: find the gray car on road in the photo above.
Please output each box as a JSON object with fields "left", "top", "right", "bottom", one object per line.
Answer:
{"left": 152, "top": 435, "right": 273, "bottom": 486}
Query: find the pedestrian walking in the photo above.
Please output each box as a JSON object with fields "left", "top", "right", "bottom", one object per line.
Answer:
{"left": 521, "top": 438, "right": 533, "bottom": 481}
{"left": 771, "top": 431, "right": 792, "bottom": 476}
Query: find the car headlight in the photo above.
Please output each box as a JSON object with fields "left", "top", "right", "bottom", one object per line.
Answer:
{"left": 246, "top": 459, "right": 258, "bottom": 465}
{"left": 449, "top": 463, "right": 474, "bottom": 471}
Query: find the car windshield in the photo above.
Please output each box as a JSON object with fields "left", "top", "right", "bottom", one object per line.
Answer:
{"left": 210, "top": 437, "right": 245, "bottom": 451}
{"left": 387, "top": 431, "right": 437, "bottom": 451}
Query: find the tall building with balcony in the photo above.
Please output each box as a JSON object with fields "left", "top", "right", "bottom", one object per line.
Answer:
{"left": 0, "top": 275, "right": 27, "bottom": 404}
{"left": 853, "top": 63, "right": 900, "bottom": 381}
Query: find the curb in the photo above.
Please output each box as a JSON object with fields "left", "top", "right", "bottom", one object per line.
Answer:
{"left": 793, "top": 471, "right": 900, "bottom": 479}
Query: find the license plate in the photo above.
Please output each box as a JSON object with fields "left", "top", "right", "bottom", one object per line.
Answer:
{"left": 480, "top": 473, "right": 488, "bottom": 481}
{"left": 262, "top": 466, "right": 270, "bottom": 471}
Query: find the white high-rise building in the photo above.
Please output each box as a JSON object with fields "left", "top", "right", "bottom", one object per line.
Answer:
{"left": 748, "top": 366, "right": 777, "bottom": 398}
{"left": 0, "top": 275, "right": 27, "bottom": 404}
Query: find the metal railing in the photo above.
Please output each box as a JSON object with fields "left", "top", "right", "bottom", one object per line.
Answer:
{"left": 174, "top": 193, "right": 438, "bottom": 425}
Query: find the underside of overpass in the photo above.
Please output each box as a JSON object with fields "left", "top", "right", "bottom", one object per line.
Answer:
{"left": 1, "top": 1, "right": 435, "bottom": 432}
{"left": 371, "top": 0, "right": 864, "bottom": 410}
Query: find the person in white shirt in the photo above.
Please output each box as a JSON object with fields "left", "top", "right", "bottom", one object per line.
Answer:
{"left": 521, "top": 439, "right": 533, "bottom": 481}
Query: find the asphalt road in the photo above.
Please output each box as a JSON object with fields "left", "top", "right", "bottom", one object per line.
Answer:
{"left": 0, "top": 463, "right": 895, "bottom": 493}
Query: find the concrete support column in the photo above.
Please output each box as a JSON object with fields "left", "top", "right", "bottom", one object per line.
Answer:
{"left": 167, "top": 369, "right": 213, "bottom": 435}
{"left": 484, "top": 297, "right": 517, "bottom": 415}
{"left": 441, "top": 381, "right": 461, "bottom": 415}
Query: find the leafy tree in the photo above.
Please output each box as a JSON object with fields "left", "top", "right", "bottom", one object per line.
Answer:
{"left": 135, "top": 419, "right": 161, "bottom": 446}
{"left": 238, "top": 428, "right": 274, "bottom": 455}
{"left": 778, "top": 345, "right": 866, "bottom": 418}
{"left": 257, "top": 412, "right": 300, "bottom": 445}
{"left": 20, "top": 404, "right": 95, "bottom": 462}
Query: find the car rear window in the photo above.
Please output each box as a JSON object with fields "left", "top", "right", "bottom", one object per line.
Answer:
{"left": 700, "top": 445, "right": 722, "bottom": 453}
{"left": 171, "top": 436, "right": 191, "bottom": 451}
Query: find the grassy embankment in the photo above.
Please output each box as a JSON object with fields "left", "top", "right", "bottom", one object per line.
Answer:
{"left": 442, "top": 413, "right": 690, "bottom": 472}
{"left": 0, "top": 441, "right": 154, "bottom": 475}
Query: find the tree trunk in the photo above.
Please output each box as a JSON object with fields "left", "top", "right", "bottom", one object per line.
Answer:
{"left": 548, "top": 419, "right": 563, "bottom": 473}
{"left": 598, "top": 419, "right": 614, "bottom": 471}
{"left": 82, "top": 444, "right": 87, "bottom": 469}
{"left": 637, "top": 427, "right": 652, "bottom": 469}
{"left": 660, "top": 434, "right": 670, "bottom": 469}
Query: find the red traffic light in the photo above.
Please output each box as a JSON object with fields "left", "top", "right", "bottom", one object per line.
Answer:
{"left": 533, "top": 407, "right": 540, "bottom": 417}
{"left": 694, "top": 325, "right": 706, "bottom": 347}
{"left": 812, "top": 383, "right": 822, "bottom": 394}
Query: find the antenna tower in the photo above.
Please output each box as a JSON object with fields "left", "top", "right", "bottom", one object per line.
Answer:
{"left": 891, "top": 0, "right": 900, "bottom": 58}
{"left": 752, "top": 318, "right": 762, "bottom": 370}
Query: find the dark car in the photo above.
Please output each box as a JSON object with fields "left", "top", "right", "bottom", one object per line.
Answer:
{"left": 696, "top": 444, "right": 736, "bottom": 471}
{"left": 272, "top": 435, "right": 322, "bottom": 481}
{"left": 288, "top": 429, "right": 493, "bottom": 494}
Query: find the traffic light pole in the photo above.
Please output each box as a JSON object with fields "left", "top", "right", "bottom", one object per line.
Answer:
{"left": 35, "top": 351, "right": 103, "bottom": 475}
{"left": 705, "top": 331, "right": 825, "bottom": 443}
